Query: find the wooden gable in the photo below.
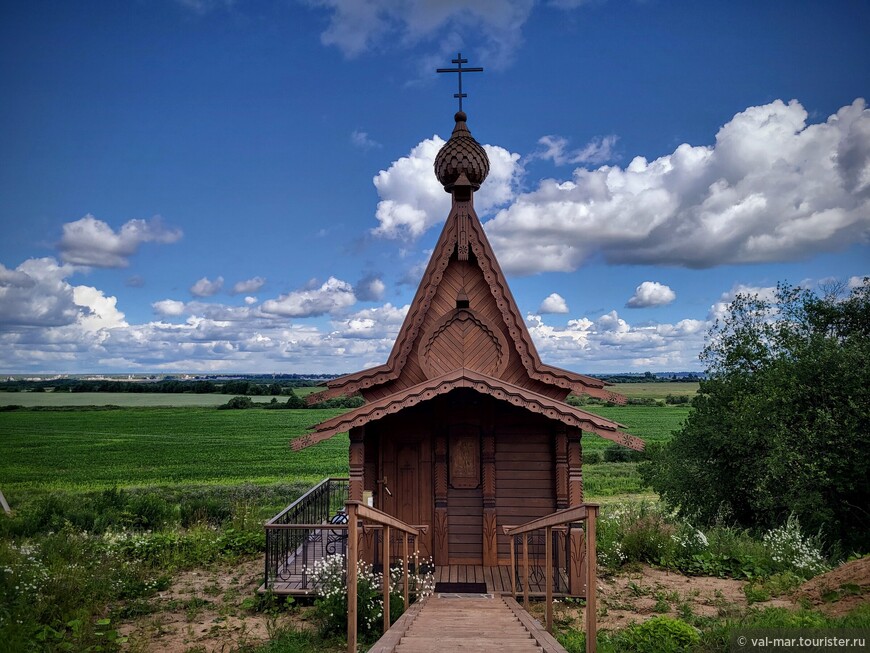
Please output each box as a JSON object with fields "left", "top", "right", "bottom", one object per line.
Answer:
{"left": 295, "top": 111, "right": 640, "bottom": 452}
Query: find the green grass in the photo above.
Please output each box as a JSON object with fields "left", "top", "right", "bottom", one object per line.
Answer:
{"left": 0, "top": 401, "right": 690, "bottom": 501}
{"left": 0, "top": 391, "right": 321, "bottom": 407}
{"left": 581, "top": 405, "right": 690, "bottom": 451}
{"left": 0, "top": 407, "right": 348, "bottom": 494}
{"left": 609, "top": 381, "right": 699, "bottom": 401}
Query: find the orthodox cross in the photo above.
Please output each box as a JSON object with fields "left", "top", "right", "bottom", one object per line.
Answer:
{"left": 436, "top": 52, "right": 483, "bottom": 112}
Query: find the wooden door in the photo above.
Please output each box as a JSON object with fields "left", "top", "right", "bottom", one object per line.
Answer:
{"left": 379, "top": 433, "right": 434, "bottom": 561}
{"left": 396, "top": 442, "right": 419, "bottom": 527}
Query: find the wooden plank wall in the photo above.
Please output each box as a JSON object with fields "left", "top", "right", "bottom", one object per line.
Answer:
{"left": 495, "top": 428, "right": 555, "bottom": 563}
{"left": 448, "top": 486, "right": 483, "bottom": 563}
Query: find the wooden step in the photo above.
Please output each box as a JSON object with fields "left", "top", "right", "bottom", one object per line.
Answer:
{"left": 391, "top": 595, "right": 546, "bottom": 653}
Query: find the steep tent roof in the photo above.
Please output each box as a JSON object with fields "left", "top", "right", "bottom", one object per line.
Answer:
{"left": 296, "top": 111, "right": 639, "bottom": 451}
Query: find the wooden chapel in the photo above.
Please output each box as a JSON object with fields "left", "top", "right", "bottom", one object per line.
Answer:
{"left": 293, "top": 110, "right": 643, "bottom": 594}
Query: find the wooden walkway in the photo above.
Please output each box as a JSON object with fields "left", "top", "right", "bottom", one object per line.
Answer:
{"left": 266, "top": 561, "right": 568, "bottom": 597}
{"left": 368, "top": 594, "right": 567, "bottom": 653}
{"left": 435, "top": 564, "right": 569, "bottom": 597}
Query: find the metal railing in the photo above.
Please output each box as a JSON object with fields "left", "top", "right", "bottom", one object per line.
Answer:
{"left": 263, "top": 477, "right": 349, "bottom": 592}
{"left": 504, "top": 504, "right": 600, "bottom": 653}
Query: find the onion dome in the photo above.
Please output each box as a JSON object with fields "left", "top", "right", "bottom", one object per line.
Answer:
{"left": 434, "top": 111, "right": 490, "bottom": 192}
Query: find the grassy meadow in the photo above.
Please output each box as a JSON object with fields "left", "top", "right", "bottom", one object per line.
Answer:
{"left": 0, "top": 382, "right": 693, "bottom": 501}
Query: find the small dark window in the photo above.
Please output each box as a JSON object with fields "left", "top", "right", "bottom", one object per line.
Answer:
{"left": 456, "top": 298, "right": 470, "bottom": 309}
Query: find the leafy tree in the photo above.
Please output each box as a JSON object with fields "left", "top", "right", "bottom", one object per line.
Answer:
{"left": 218, "top": 395, "right": 253, "bottom": 410}
{"left": 284, "top": 390, "right": 306, "bottom": 409}
{"left": 641, "top": 280, "right": 870, "bottom": 552}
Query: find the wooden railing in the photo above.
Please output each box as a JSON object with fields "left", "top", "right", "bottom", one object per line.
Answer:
{"left": 345, "top": 501, "right": 428, "bottom": 653}
{"left": 504, "top": 503, "right": 600, "bottom": 653}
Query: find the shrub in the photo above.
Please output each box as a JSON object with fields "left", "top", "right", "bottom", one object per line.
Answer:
{"left": 123, "top": 493, "right": 175, "bottom": 530}
{"left": 618, "top": 616, "right": 699, "bottom": 653}
{"left": 218, "top": 395, "right": 253, "bottom": 409}
{"left": 583, "top": 451, "right": 601, "bottom": 465}
{"left": 761, "top": 514, "right": 828, "bottom": 578}
{"left": 180, "top": 495, "right": 232, "bottom": 527}
{"left": 603, "top": 446, "right": 632, "bottom": 463}
{"left": 307, "top": 553, "right": 434, "bottom": 641}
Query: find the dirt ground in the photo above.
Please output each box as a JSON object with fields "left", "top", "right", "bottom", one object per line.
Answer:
{"left": 528, "top": 565, "right": 795, "bottom": 632}
{"left": 120, "top": 558, "right": 870, "bottom": 651}
{"left": 793, "top": 556, "right": 870, "bottom": 617}
{"left": 119, "top": 557, "right": 313, "bottom": 653}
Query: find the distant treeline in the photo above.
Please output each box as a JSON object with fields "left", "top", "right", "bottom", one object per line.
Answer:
{"left": 597, "top": 372, "right": 702, "bottom": 383}
{"left": 0, "top": 379, "right": 320, "bottom": 395}
{"left": 218, "top": 394, "right": 365, "bottom": 410}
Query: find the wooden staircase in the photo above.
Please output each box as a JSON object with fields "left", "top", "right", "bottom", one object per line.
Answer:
{"left": 369, "top": 593, "right": 567, "bottom": 653}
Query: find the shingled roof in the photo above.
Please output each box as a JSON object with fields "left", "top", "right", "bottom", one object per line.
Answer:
{"left": 295, "top": 111, "right": 639, "bottom": 451}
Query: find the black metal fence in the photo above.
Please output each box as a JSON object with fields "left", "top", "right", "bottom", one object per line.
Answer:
{"left": 263, "top": 477, "right": 349, "bottom": 592}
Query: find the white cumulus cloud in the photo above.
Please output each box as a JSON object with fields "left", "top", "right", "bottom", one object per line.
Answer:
{"left": 355, "top": 274, "right": 386, "bottom": 302}
{"left": 261, "top": 277, "right": 357, "bottom": 318}
{"left": 534, "top": 134, "right": 619, "bottom": 166}
{"left": 230, "top": 277, "right": 265, "bottom": 295}
{"left": 351, "top": 130, "right": 381, "bottom": 149}
{"left": 538, "top": 292, "right": 569, "bottom": 314}
{"left": 190, "top": 276, "right": 224, "bottom": 297}
{"left": 311, "top": 0, "right": 536, "bottom": 66}
{"left": 58, "top": 215, "right": 182, "bottom": 268}
{"left": 153, "top": 299, "right": 187, "bottom": 316}
{"left": 73, "top": 286, "right": 128, "bottom": 332}
{"left": 372, "top": 135, "right": 521, "bottom": 239}
{"left": 0, "top": 258, "right": 80, "bottom": 327}
{"left": 626, "top": 282, "right": 676, "bottom": 308}
{"left": 527, "top": 310, "right": 708, "bottom": 371}
{"left": 486, "top": 98, "right": 870, "bottom": 274}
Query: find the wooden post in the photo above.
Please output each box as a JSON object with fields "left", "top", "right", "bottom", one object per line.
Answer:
{"left": 567, "top": 430, "right": 585, "bottom": 596}
{"left": 349, "top": 429, "right": 365, "bottom": 502}
{"left": 403, "top": 532, "right": 409, "bottom": 610}
{"left": 585, "top": 506, "right": 598, "bottom": 653}
{"left": 545, "top": 525, "right": 553, "bottom": 633}
{"left": 555, "top": 430, "right": 568, "bottom": 510}
{"left": 0, "top": 489, "right": 11, "bottom": 516}
{"left": 522, "top": 533, "right": 530, "bottom": 610}
{"left": 433, "top": 433, "right": 449, "bottom": 565}
{"left": 347, "top": 503, "right": 358, "bottom": 653}
{"left": 482, "top": 431, "right": 498, "bottom": 566}
{"left": 509, "top": 535, "right": 516, "bottom": 599}
{"left": 383, "top": 525, "right": 391, "bottom": 633}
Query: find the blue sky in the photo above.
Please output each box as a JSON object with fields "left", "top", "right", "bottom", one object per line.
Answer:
{"left": 1, "top": 0, "right": 868, "bottom": 375}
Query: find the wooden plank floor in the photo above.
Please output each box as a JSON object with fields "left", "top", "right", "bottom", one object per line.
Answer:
{"left": 370, "top": 594, "right": 568, "bottom": 653}
{"left": 434, "top": 565, "right": 568, "bottom": 598}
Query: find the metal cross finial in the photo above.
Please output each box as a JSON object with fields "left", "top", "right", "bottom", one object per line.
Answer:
{"left": 436, "top": 52, "right": 483, "bottom": 112}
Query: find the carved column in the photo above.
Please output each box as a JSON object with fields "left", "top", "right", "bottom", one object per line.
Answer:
{"left": 434, "top": 431, "right": 449, "bottom": 565}
{"left": 567, "top": 429, "right": 584, "bottom": 506}
{"left": 567, "top": 428, "right": 586, "bottom": 596}
{"left": 482, "top": 430, "right": 497, "bottom": 566}
{"left": 349, "top": 427, "right": 365, "bottom": 502}
{"left": 555, "top": 428, "right": 568, "bottom": 510}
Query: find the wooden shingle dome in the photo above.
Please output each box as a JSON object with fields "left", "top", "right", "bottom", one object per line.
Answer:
{"left": 434, "top": 111, "right": 490, "bottom": 191}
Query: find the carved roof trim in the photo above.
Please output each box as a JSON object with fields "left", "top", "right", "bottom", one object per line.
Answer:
{"left": 307, "top": 204, "right": 625, "bottom": 405}
{"left": 293, "top": 369, "right": 644, "bottom": 452}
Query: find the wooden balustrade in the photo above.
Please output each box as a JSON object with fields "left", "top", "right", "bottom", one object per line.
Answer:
{"left": 345, "top": 501, "right": 428, "bottom": 653}
{"left": 504, "top": 503, "right": 600, "bottom": 653}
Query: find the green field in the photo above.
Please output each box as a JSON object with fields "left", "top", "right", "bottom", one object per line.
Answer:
{"left": 0, "top": 407, "right": 348, "bottom": 494}
{"left": 582, "top": 404, "right": 690, "bottom": 450}
{"left": 610, "top": 381, "right": 699, "bottom": 400}
{"left": 0, "top": 387, "right": 322, "bottom": 407}
{"left": 0, "top": 399, "right": 690, "bottom": 501}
